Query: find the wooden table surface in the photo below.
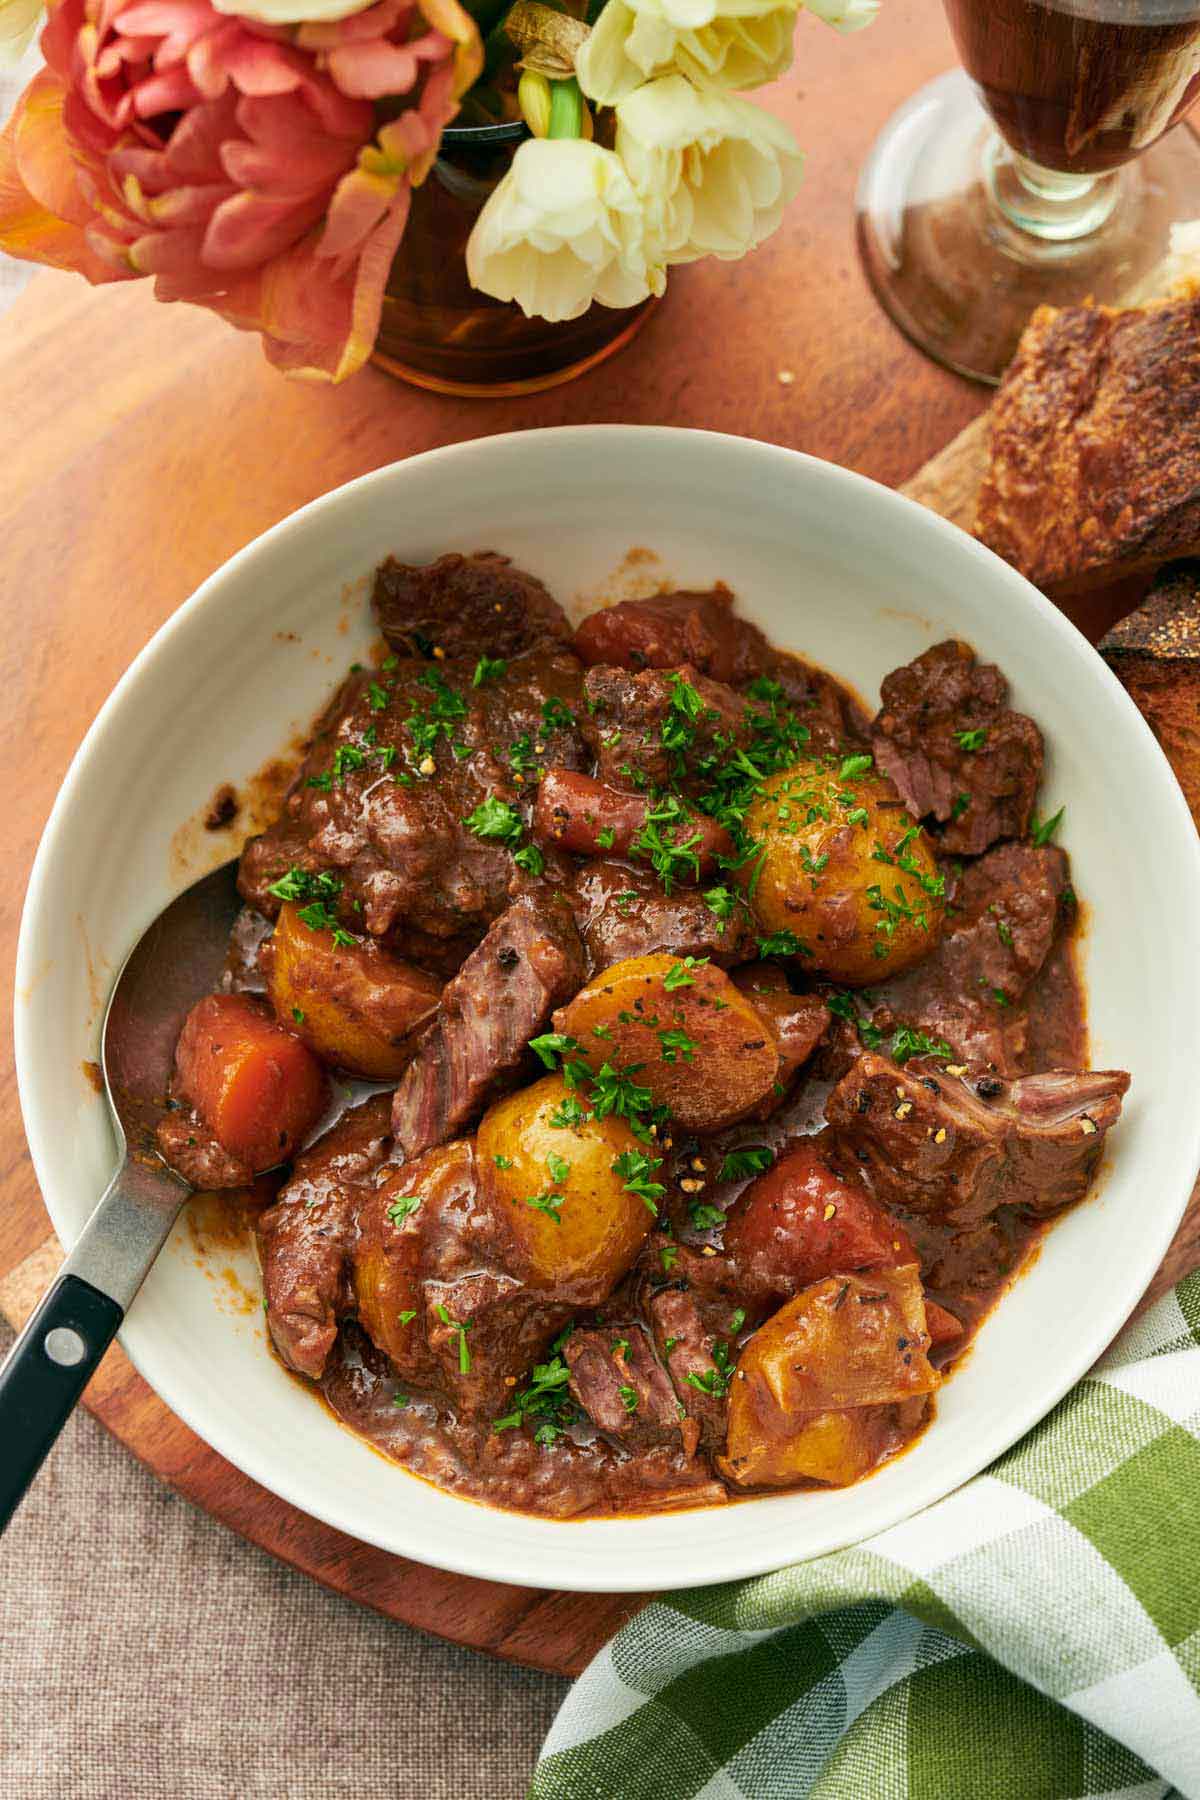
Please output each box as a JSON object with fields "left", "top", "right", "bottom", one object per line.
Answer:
{"left": 1, "top": 0, "right": 1190, "bottom": 1676}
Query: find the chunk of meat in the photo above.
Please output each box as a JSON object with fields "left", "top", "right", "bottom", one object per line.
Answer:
{"left": 155, "top": 1111, "right": 252, "bottom": 1190}
{"left": 565, "top": 1325, "right": 691, "bottom": 1452}
{"left": 424, "top": 1268, "right": 570, "bottom": 1420}
{"left": 869, "top": 842, "right": 1069, "bottom": 1073}
{"left": 238, "top": 645, "right": 585, "bottom": 940}
{"left": 872, "top": 641, "right": 1044, "bottom": 855}
{"left": 391, "top": 894, "right": 586, "bottom": 1159}
{"left": 574, "top": 587, "right": 770, "bottom": 682}
{"left": 730, "top": 968, "right": 829, "bottom": 1103}
{"left": 723, "top": 1135, "right": 917, "bottom": 1306}
{"left": 571, "top": 862, "right": 756, "bottom": 971}
{"left": 826, "top": 1051, "right": 1130, "bottom": 1225}
{"left": 533, "top": 768, "right": 733, "bottom": 872}
{"left": 168, "top": 993, "right": 327, "bottom": 1173}
{"left": 372, "top": 552, "right": 571, "bottom": 660}
{"left": 257, "top": 1093, "right": 393, "bottom": 1378}
{"left": 647, "top": 1287, "right": 731, "bottom": 1450}
{"left": 582, "top": 663, "right": 747, "bottom": 793}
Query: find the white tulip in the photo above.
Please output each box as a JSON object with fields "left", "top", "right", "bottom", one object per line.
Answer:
{"left": 803, "top": 0, "right": 878, "bottom": 29}
{"left": 576, "top": 0, "right": 800, "bottom": 105}
{"left": 466, "top": 138, "right": 663, "bottom": 323}
{"left": 616, "top": 76, "right": 803, "bottom": 264}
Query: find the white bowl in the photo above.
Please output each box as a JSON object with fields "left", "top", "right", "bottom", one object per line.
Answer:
{"left": 16, "top": 426, "right": 1200, "bottom": 1593}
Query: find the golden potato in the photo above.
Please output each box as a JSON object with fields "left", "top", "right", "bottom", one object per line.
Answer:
{"left": 352, "top": 1143, "right": 472, "bottom": 1372}
{"left": 266, "top": 902, "right": 440, "bottom": 1078}
{"left": 719, "top": 1266, "right": 937, "bottom": 1488}
{"left": 740, "top": 757, "right": 945, "bottom": 985}
{"left": 553, "top": 954, "right": 778, "bottom": 1131}
{"left": 478, "top": 1075, "right": 654, "bottom": 1302}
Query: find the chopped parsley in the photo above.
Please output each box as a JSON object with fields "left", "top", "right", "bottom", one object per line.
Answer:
{"left": 596, "top": 826, "right": 616, "bottom": 849}
{"left": 839, "top": 754, "right": 873, "bottom": 780}
{"left": 386, "top": 1194, "right": 421, "bottom": 1226}
{"left": 660, "top": 1244, "right": 679, "bottom": 1273}
{"left": 396, "top": 1310, "right": 417, "bottom": 1327}
{"left": 1030, "top": 806, "right": 1065, "bottom": 847}
{"left": 955, "top": 727, "right": 989, "bottom": 752}
{"left": 513, "top": 843, "right": 545, "bottom": 877}
{"left": 463, "top": 795, "right": 525, "bottom": 845}
{"left": 545, "top": 1150, "right": 571, "bottom": 1184}
{"left": 611, "top": 1149, "right": 665, "bottom": 1215}
{"left": 657, "top": 1028, "right": 696, "bottom": 1064}
{"left": 891, "top": 1027, "right": 954, "bottom": 1066}
{"left": 549, "top": 1094, "right": 591, "bottom": 1129}
{"left": 267, "top": 866, "right": 342, "bottom": 905}
{"left": 618, "top": 1384, "right": 639, "bottom": 1414}
{"left": 630, "top": 794, "right": 703, "bottom": 894}
{"left": 541, "top": 695, "right": 577, "bottom": 734}
{"left": 718, "top": 1146, "right": 774, "bottom": 1182}
{"left": 493, "top": 1154, "right": 513, "bottom": 1170}
{"left": 664, "top": 956, "right": 708, "bottom": 991}
{"left": 472, "top": 655, "right": 507, "bottom": 687}
{"left": 367, "top": 681, "right": 389, "bottom": 713}
{"left": 950, "top": 792, "right": 971, "bottom": 821}
{"left": 493, "top": 1330, "right": 581, "bottom": 1447}
{"left": 689, "top": 1200, "right": 726, "bottom": 1230}
{"left": 525, "top": 1192, "right": 564, "bottom": 1223}
{"left": 434, "top": 1303, "right": 471, "bottom": 1373}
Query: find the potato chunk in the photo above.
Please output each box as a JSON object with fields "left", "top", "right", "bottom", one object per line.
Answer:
{"left": 265, "top": 902, "right": 440, "bottom": 1078}
{"left": 553, "top": 953, "right": 778, "bottom": 1131}
{"left": 741, "top": 758, "right": 945, "bottom": 985}
{"left": 174, "top": 993, "right": 326, "bottom": 1171}
{"left": 719, "top": 1266, "right": 936, "bottom": 1488}
{"left": 477, "top": 1075, "right": 654, "bottom": 1302}
{"left": 352, "top": 1146, "right": 472, "bottom": 1373}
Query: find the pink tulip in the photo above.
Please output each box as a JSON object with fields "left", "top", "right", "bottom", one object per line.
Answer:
{"left": 0, "top": 0, "right": 481, "bottom": 378}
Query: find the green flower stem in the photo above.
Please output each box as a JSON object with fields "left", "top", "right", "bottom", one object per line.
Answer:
{"left": 547, "top": 77, "right": 584, "bottom": 140}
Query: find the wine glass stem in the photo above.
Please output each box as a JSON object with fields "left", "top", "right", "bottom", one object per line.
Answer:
{"left": 984, "top": 134, "right": 1123, "bottom": 242}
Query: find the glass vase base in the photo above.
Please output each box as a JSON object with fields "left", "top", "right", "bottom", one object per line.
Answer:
{"left": 371, "top": 294, "right": 660, "bottom": 398}
{"left": 856, "top": 68, "right": 1200, "bottom": 384}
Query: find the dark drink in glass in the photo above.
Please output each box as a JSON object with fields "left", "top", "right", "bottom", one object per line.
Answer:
{"left": 944, "top": 0, "right": 1200, "bottom": 175}
{"left": 857, "top": 0, "right": 1200, "bottom": 382}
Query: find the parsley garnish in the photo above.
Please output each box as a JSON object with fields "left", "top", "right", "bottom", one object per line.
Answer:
{"left": 386, "top": 1194, "right": 421, "bottom": 1226}
{"left": 513, "top": 843, "right": 545, "bottom": 877}
{"left": 757, "top": 929, "right": 811, "bottom": 958}
{"left": 367, "top": 681, "right": 389, "bottom": 713}
{"left": 718, "top": 1146, "right": 774, "bottom": 1182}
{"left": 493, "top": 1328, "right": 581, "bottom": 1446}
{"left": 1030, "top": 806, "right": 1064, "bottom": 847}
{"left": 596, "top": 826, "right": 616, "bottom": 850}
{"left": 955, "top": 727, "right": 988, "bottom": 752}
{"left": 689, "top": 1200, "right": 726, "bottom": 1230}
{"left": 891, "top": 1027, "right": 954, "bottom": 1066}
{"left": 657, "top": 1027, "right": 696, "bottom": 1064}
{"left": 664, "top": 956, "right": 708, "bottom": 991}
{"left": 611, "top": 1149, "right": 665, "bottom": 1215}
{"left": 472, "top": 655, "right": 507, "bottom": 687}
{"left": 618, "top": 1384, "right": 639, "bottom": 1414}
{"left": 463, "top": 796, "right": 524, "bottom": 846}
{"left": 268, "top": 867, "right": 342, "bottom": 905}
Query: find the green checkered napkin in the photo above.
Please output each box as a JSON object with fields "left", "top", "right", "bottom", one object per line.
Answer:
{"left": 530, "top": 1272, "right": 1200, "bottom": 1800}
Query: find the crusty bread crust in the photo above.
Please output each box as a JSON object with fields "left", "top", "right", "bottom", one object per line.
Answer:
{"left": 974, "top": 296, "right": 1200, "bottom": 596}
{"left": 1100, "top": 560, "right": 1200, "bottom": 827}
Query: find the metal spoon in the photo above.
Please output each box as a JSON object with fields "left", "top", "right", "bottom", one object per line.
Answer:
{"left": 0, "top": 861, "right": 242, "bottom": 1531}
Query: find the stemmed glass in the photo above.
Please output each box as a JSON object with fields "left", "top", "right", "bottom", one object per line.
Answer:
{"left": 857, "top": 0, "right": 1200, "bottom": 383}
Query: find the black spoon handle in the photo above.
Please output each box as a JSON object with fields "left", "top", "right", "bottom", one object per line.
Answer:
{"left": 0, "top": 1273, "right": 123, "bottom": 1532}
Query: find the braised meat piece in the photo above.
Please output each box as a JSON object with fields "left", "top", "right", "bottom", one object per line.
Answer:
{"left": 238, "top": 645, "right": 586, "bottom": 939}
{"left": 257, "top": 1093, "right": 394, "bottom": 1379}
{"left": 391, "top": 894, "right": 586, "bottom": 1160}
{"left": 826, "top": 1052, "right": 1129, "bottom": 1226}
{"left": 571, "top": 862, "right": 757, "bottom": 971}
{"left": 646, "top": 1287, "right": 731, "bottom": 1450}
{"left": 372, "top": 552, "right": 572, "bottom": 660}
{"left": 155, "top": 1112, "right": 252, "bottom": 1190}
{"left": 565, "top": 1324, "right": 692, "bottom": 1452}
{"left": 424, "top": 1269, "right": 570, "bottom": 1420}
{"left": 869, "top": 842, "right": 1069, "bottom": 1074}
{"left": 582, "top": 662, "right": 746, "bottom": 793}
{"left": 872, "top": 641, "right": 1043, "bottom": 855}
{"left": 575, "top": 587, "right": 771, "bottom": 683}
{"left": 730, "top": 969, "right": 829, "bottom": 1107}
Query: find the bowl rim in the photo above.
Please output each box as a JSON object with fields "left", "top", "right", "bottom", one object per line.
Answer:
{"left": 15, "top": 423, "right": 1200, "bottom": 1592}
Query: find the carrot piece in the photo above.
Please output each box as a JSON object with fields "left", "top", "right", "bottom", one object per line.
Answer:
{"left": 174, "top": 993, "right": 327, "bottom": 1171}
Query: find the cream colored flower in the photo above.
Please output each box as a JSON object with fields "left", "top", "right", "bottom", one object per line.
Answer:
{"left": 0, "top": 0, "right": 43, "bottom": 62}
{"left": 209, "top": 0, "right": 377, "bottom": 22}
{"left": 576, "top": 0, "right": 799, "bottom": 105}
{"left": 616, "top": 76, "right": 803, "bottom": 263}
{"left": 803, "top": 0, "right": 878, "bottom": 29}
{"left": 466, "top": 138, "right": 662, "bottom": 322}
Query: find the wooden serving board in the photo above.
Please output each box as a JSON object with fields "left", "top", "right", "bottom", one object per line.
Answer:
{"left": 2, "top": 0, "right": 1198, "bottom": 1676}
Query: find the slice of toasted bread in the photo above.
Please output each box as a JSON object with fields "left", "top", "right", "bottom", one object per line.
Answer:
{"left": 974, "top": 293, "right": 1200, "bottom": 595}
{"left": 1099, "top": 560, "right": 1200, "bottom": 825}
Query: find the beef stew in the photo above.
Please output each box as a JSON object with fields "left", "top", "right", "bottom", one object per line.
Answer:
{"left": 156, "top": 555, "right": 1129, "bottom": 1518}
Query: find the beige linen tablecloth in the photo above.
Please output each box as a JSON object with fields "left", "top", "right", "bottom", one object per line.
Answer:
{"left": 0, "top": 1326, "right": 566, "bottom": 1799}
{"left": 0, "top": 61, "right": 565, "bottom": 1796}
